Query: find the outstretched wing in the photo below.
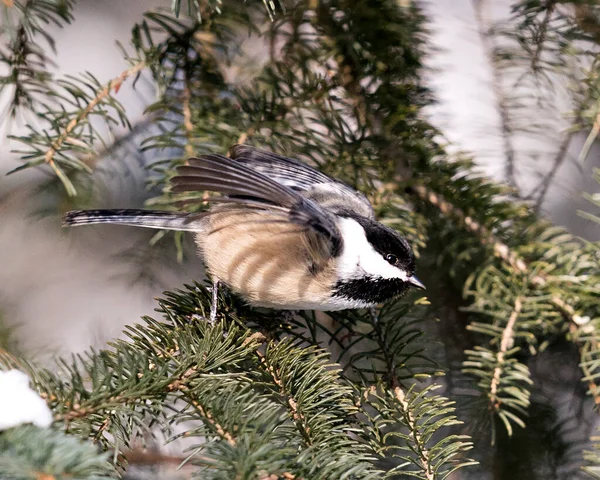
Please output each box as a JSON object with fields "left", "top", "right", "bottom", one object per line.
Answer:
{"left": 229, "top": 144, "right": 375, "bottom": 219}
{"left": 171, "top": 154, "right": 343, "bottom": 263}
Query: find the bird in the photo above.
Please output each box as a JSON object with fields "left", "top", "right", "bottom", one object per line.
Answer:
{"left": 63, "top": 144, "right": 424, "bottom": 322}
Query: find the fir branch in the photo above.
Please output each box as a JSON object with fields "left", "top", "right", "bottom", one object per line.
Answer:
{"left": 365, "top": 384, "right": 476, "bottom": 480}
{"left": 0, "top": 0, "right": 75, "bottom": 119}
{"left": 410, "top": 179, "right": 600, "bottom": 423}
{"left": 489, "top": 296, "right": 523, "bottom": 405}
{"left": 463, "top": 270, "right": 533, "bottom": 437}
{"left": 528, "top": 0, "right": 556, "bottom": 75}
{"left": 409, "top": 184, "right": 528, "bottom": 274}
{"left": 40, "top": 61, "right": 146, "bottom": 196}
{"left": 255, "top": 348, "right": 306, "bottom": 433}
{"left": 393, "top": 386, "right": 435, "bottom": 480}
{"left": 0, "top": 425, "right": 117, "bottom": 480}
{"left": 2, "top": 284, "right": 387, "bottom": 478}
{"left": 410, "top": 181, "right": 594, "bottom": 334}
{"left": 530, "top": 129, "right": 574, "bottom": 212}
{"left": 185, "top": 393, "right": 237, "bottom": 446}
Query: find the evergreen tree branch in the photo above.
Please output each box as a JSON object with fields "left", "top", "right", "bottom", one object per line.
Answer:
{"left": 0, "top": 425, "right": 117, "bottom": 480}
{"left": 410, "top": 181, "right": 594, "bottom": 335}
{"left": 529, "top": 0, "right": 555, "bottom": 75}
{"left": 489, "top": 296, "right": 523, "bottom": 405}
{"left": 409, "top": 177, "right": 600, "bottom": 426}
{"left": 365, "top": 384, "right": 476, "bottom": 480}
{"left": 40, "top": 61, "right": 146, "bottom": 196}
{"left": 255, "top": 348, "right": 307, "bottom": 440}
{"left": 0, "top": 0, "right": 75, "bottom": 119}
{"left": 2, "top": 284, "right": 390, "bottom": 478}
{"left": 530, "top": 130, "right": 574, "bottom": 213}
{"left": 409, "top": 184, "right": 529, "bottom": 274}
{"left": 463, "top": 272, "right": 533, "bottom": 437}
{"left": 392, "top": 386, "right": 435, "bottom": 480}
{"left": 185, "top": 393, "right": 238, "bottom": 446}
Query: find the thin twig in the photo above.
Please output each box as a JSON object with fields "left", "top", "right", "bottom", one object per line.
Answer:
{"left": 410, "top": 185, "right": 530, "bottom": 274}
{"left": 255, "top": 349, "right": 309, "bottom": 443}
{"left": 490, "top": 296, "right": 522, "bottom": 408}
{"left": 394, "top": 387, "right": 434, "bottom": 480}
{"left": 187, "top": 396, "right": 237, "bottom": 446}
{"left": 530, "top": 130, "right": 574, "bottom": 213}
{"left": 530, "top": 1, "right": 556, "bottom": 74}
{"left": 182, "top": 79, "right": 195, "bottom": 159}
{"left": 43, "top": 61, "right": 146, "bottom": 194}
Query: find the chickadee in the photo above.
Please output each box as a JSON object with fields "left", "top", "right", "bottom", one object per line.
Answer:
{"left": 63, "top": 145, "right": 424, "bottom": 321}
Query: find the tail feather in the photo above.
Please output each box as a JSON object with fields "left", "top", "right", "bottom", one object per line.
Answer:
{"left": 62, "top": 209, "right": 202, "bottom": 232}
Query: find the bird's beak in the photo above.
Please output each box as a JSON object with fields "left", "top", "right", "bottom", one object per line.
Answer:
{"left": 408, "top": 276, "right": 426, "bottom": 290}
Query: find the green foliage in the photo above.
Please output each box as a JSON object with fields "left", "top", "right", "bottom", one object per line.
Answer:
{"left": 1, "top": 283, "right": 473, "bottom": 478}
{"left": 366, "top": 384, "right": 477, "bottom": 480}
{"left": 0, "top": 0, "right": 74, "bottom": 120}
{"left": 0, "top": 425, "right": 116, "bottom": 479}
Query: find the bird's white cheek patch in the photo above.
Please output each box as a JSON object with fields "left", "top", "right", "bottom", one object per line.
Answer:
{"left": 337, "top": 218, "right": 409, "bottom": 281}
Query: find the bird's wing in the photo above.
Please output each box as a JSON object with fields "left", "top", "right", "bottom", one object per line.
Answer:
{"left": 171, "top": 154, "right": 343, "bottom": 264}
{"left": 229, "top": 144, "right": 375, "bottom": 219}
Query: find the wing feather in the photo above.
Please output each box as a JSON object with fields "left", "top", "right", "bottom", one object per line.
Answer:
{"left": 171, "top": 154, "right": 342, "bottom": 262}
{"left": 229, "top": 144, "right": 375, "bottom": 219}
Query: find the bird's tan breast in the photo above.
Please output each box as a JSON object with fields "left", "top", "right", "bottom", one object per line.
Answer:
{"left": 195, "top": 210, "right": 336, "bottom": 309}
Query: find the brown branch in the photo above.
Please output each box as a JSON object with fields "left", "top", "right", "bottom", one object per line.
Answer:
{"left": 530, "top": 1, "right": 556, "bottom": 74}
{"left": 58, "top": 369, "right": 238, "bottom": 446}
{"left": 394, "top": 387, "right": 434, "bottom": 480}
{"left": 529, "top": 95, "right": 588, "bottom": 211}
{"left": 187, "top": 396, "right": 237, "bottom": 446}
{"left": 490, "top": 297, "right": 522, "bottom": 408}
{"left": 43, "top": 61, "right": 146, "bottom": 193}
{"left": 410, "top": 185, "right": 529, "bottom": 274}
{"left": 530, "top": 130, "right": 574, "bottom": 213}
{"left": 182, "top": 80, "right": 195, "bottom": 159}
{"left": 255, "top": 349, "right": 309, "bottom": 443}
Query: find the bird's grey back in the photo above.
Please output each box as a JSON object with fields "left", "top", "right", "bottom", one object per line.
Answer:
{"left": 229, "top": 145, "right": 375, "bottom": 220}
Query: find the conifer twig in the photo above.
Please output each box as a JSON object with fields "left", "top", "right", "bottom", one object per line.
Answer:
{"left": 187, "top": 397, "right": 237, "bottom": 446}
{"left": 182, "top": 79, "right": 195, "bottom": 158}
{"left": 490, "top": 296, "right": 522, "bottom": 408}
{"left": 529, "top": 1, "right": 556, "bottom": 74}
{"left": 409, "top": 184, "right": 528, "bottom": 273}
{"left": 255, "top": 349, "right": 308, "bottom": 441}
{"left": 394, "top": 387, "right": 434, "bottom": 480}
{"left": 43, "top": 61, "right": 146, "bottom": 194}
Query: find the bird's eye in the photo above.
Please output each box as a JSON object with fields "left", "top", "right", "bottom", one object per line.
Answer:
{"left": 385, "top": 253, "right": 399, "bottom": 266}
